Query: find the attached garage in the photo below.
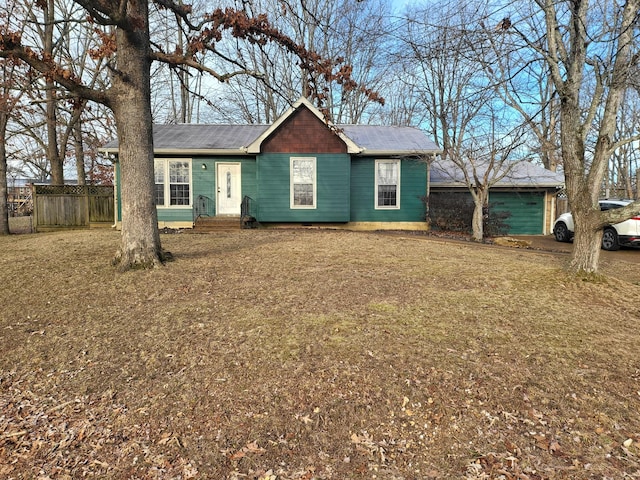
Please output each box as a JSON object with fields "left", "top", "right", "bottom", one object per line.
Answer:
{"left": 429, "top": 160, "right": 565, "bottom": 236}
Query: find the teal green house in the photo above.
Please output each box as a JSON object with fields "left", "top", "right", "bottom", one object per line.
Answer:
{"left": 103, "top": 97, "right": 442, "bottom": 231}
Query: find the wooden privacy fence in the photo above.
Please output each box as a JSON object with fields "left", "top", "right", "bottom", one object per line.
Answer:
{"left": 32, "top": 184, "right": 114, "bottom": 232}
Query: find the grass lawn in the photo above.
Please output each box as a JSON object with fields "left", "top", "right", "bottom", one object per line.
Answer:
{"left": 1, "top": 229, "right": 639, "bottom": 479}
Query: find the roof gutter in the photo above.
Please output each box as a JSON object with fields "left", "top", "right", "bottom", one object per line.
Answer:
{"left": 430, "top": 182, "right": 565, "bottom": 188}
{"left": 100, "top": 148, "right": 253, "bottom": 157}
{"left": 354, "top": 149, "right": 442, "bottom": 157}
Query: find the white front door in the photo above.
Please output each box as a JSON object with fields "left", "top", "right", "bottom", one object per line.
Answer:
{"left": 216, "top": 163, "right": 242, "bottom": 215}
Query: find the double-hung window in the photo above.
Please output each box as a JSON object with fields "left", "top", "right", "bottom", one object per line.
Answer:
{"left": 375, "top": 159, "right": 400, "bottom": 209}
{"left": 290, "top": 157, "right": 316, "bottom": 209}
{"left": 154, "top": 158, "right": 192, "bottom": 207}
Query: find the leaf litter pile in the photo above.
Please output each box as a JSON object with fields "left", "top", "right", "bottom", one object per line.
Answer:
{"left": 1, "top": 229, "right": 639, "bottom": 479}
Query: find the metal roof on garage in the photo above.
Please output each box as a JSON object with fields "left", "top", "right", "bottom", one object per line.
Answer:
{"left": 430, "top": 158, "right": 565, "bottom": 188}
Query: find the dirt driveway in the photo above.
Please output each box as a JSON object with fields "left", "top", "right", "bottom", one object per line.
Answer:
{"left": 516, "top": 234, "right": 640, "bottom": 264}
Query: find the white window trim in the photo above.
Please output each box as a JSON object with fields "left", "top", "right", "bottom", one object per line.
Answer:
{"left": 290, "top": 156, "right": 317, "bottom": 209}
{"left": 154, "top": 158, "right": 192, "bottom": 209}
{"left": 375, "top": 159, "right": 401, "bottom": 210}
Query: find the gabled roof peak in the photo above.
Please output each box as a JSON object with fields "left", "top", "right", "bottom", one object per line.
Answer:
{"left": 244, "top": 97, "right": 362, "bottom": 154}
{"left": 101, "top": 97, "right": 442, "bottom": 156}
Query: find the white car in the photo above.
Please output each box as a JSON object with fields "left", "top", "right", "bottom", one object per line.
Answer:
{"left": 553, "top": 199, "right": 640, "bottom": 251}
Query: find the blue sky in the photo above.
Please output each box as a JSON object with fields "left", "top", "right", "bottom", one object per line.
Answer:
{"left": 390, "top": 0, "right": 412, "bottom": 13}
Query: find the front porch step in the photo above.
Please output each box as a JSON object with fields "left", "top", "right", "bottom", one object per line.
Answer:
{"left": 193, "top": 216, "right": 242, "bottom": 231}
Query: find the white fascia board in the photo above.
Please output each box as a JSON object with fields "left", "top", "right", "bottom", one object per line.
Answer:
{"left": 154, "top": 149, "right": 250, "bottom": 156}
{"left": 100, "top": 148, "right": 250, "bottom": 157}
{"left": 432, "top": 181, "right": 564, "bottom": 188}
{"left": 356, "top": 149, "right": 443, "bottom": 157}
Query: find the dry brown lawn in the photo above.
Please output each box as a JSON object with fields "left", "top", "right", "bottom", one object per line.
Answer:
{"left": 1, "top": 229, "right": 639, "bottom": 479}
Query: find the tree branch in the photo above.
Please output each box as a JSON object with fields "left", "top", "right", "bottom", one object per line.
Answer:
{"left": 0, "top": 41, "right": 111, "bottom": 108}
{"left": 149, "top": 50, "right": 264, "bottom": 83}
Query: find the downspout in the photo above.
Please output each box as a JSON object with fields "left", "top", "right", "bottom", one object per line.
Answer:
{"left": 425, "top": 155, "right": 431, "bottom": 223}
{"left": 110, "top": 154, "right": 119, "bottom": 229}
{"left": 425, "top": 153, "right": 437, "bottom": 225}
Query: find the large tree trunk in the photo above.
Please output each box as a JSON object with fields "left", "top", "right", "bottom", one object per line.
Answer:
{"left": 110, "top": 0, "right": 163, "bottom": 271}
{"left": 544, "top": 0, "right": 638, "bottom": 275}
{"left": 0, "top": 122, "right": 9, "bottom": 235}
{"left": 471, "top": 188, "right": 488, "bottom": 242}
{"left": 569, "top": 208, "right": 602, "bottom": 274}
{"left": 73, "top": 119, "right": 86, "bottom": 186}
{"left": 561, "top": 109, "right": 603, "bottom": 273}
{"left": 46, "top": 79, "right": 64, "bottom": 185}
{"left": 44, "top": 0, "right": 64, "bottom": 185}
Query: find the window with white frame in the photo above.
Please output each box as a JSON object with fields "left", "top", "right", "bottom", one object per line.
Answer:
{"left": 290, "top": 157, "right": 316, "bottom": 209}
{"left": 375, "top": 159, "right": 400, "bottom": 209}
{"left": 154, "top": 158, "right": 192, "bottom": 207}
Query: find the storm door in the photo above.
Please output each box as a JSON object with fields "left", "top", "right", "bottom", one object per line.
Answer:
{"left": 216, "top": 163, "right": 241, "bottom": 215}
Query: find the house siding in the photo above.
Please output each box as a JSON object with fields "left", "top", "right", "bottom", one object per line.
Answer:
{"left": 350, "top": 158, "right": 427, "bottom": 222}
{"left": 156, "top": 207, "right": 192, "bottom": 223}
{"left": 194, "top": 159, "right": 215, "bottom": 207}
{"left": 256, "top": 153, "right": 350, "bottom": 222}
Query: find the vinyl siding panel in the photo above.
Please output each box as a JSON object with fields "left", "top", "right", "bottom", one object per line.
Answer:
{"left": 193, "top": 159, "right": 215, "bottom": 206}
{"left": 350, "top": 158, "right": 427, "bottom": 222}
{"left": 155, "top": 208, "right": 193, "bottom": 223}
{"left": 257, "top": 153, "right": 350, "bottom": 222}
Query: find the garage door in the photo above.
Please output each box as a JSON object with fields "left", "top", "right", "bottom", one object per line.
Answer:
{"left": 490, "top": 191, "right": 544, "bottom": 235}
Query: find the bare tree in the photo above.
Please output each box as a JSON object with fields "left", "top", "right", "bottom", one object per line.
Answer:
{"left": 149, "top": 0, "right": 211, "bottom": 124}
{"left": 479, "top": 26, "right": 563, "bottom": 173}
{"left": 370, "top": 55, "right": 433, "bottom": 127}
{"left": 518, "top": 0, "right": 640, "bottom": 273}
{"left": 3, "top": 0, "right": 113, "bottom": 186}
{"left": 606, "top": 90, "right": 640, "bottom": 198}
{"left": 400, "top": 0, "right": 529, "bottom": 241}
{"left": 216, "top": 0, "right": 389, "bottom": 124}
{"left": 42, "top": 0, "right": 64, "bottom": 184}
{"left": 0, "top": 59, "right": 23, "bottom": 234}
{"left": 0, "top": 0, "right": 30, "bottom": 234}
{"left": 56, "top": 0, "right": 112, "bottom": 184}
{"left": 0, "top": 1, "right": 380, "bottom": 270}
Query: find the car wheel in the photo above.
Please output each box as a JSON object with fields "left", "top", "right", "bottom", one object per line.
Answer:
{"left": 553, "top": 222, "right": 571, "bottom": 242}
{"left": 602, "top": 227, "right": 620, "bottom": 251}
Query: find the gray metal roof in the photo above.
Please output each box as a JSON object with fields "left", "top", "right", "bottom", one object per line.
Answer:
{"left": 430, "top": 158, "right": 565, "bottom": 188}
{"left": 154, "top": 124, "right": 269, "bottom": 150}
{"left": 341, "top": 125, "right": 441, "bottom": 155}
{"left": 102, "top": 123, "right": 441, "bottom": 155}
{"left": 102, "top": 124, "right": 269, "bottom": 153}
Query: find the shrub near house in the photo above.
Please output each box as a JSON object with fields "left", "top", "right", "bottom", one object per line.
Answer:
{"left": 428, "top": 192, "right": 511, "bottom": 237}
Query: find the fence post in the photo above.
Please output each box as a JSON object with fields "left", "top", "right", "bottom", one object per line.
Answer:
{"left": 84, "top": 186, "right": 90, "bottom": 227}
{"left": 31, "top": 184, "right": 38, "bottom": 232}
